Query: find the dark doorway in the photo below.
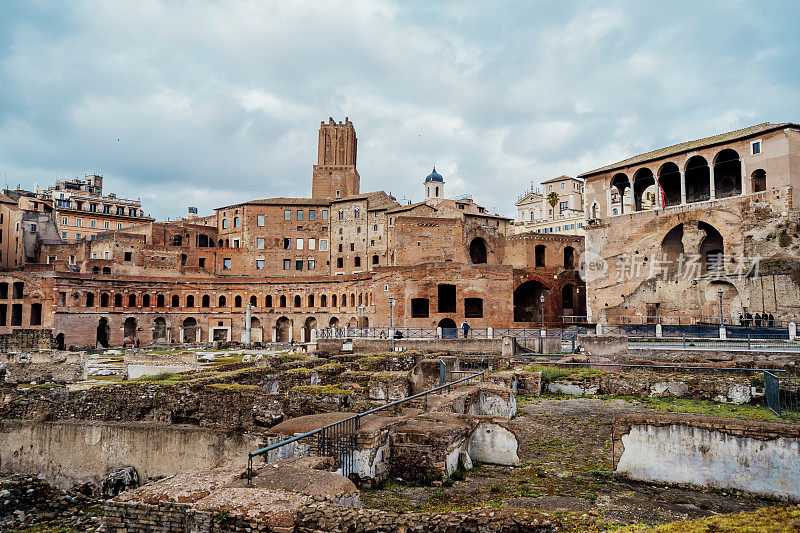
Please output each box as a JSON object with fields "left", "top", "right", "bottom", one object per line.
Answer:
{"left": 303, "top": 317, "right": 317, "bottom": 342}
{"left": 469, "top": 238, "right": 487, "bottom": 264}
{"left": 97, "top": 317, "right": 110, "bottom": 348}
{"left": 535, "top": 245, "right": 546, "bottom": 267}
{"left": 123, "top": 317, "right": 137, "bottom": 340}
{"left": 751, "top": 169, "right": 766, "bottom": 193}
{"left": 153, "top": 317, "right": 167, "bottom": 342}
{"left": 513, "top": 281, "right": 547, "bottom": 323}
{"left": 183, "top": 317, "right": 198, "bottom": 343}
{"left": 276, "top": 317, "right": 291, "bottom": 342}
{"left": 564, "top": 246, "right": 575, "bottom": 269}
{"left": 55, "top": 333, "right": 66, "bottom": 350}
{"left": 438, "top": 318, "right": 457, "bottom": 338}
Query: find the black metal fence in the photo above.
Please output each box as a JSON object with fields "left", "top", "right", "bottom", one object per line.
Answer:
{"left": 247, "top": 370, "right": 483, "bottom": 481}
{"left": 764, "top": 371, "right": 800, "bottom": 417}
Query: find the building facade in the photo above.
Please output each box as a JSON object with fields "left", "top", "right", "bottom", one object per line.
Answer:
{"left": 580, "top": 122, "right": 800, "bottom": 323}
{"left": 514, "top": 176, "right": 585, "bottom": 235}
{"left": 0, "top": 119, "right": 585, "bottom": 347}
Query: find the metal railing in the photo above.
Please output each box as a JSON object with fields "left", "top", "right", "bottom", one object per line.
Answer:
{"left": 247, "top": 371, "right": 484, "bottom": 482}
{"left": 515, "top": 359, "right": 789, "bottom": 376}
{"left": 764, "top": 371, "right": 800, "bottom": 417}
{"left": 601, "top": 315, "right": 798, "bottom": 328}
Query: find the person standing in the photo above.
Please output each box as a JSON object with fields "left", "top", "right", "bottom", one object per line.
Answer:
{"left": 461, "top": 321, "right": 470, "bottom": 338}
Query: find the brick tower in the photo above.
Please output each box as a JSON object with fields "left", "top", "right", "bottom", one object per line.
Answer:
{"left": 311, "top": 117, "right": 360, "bottom": 199}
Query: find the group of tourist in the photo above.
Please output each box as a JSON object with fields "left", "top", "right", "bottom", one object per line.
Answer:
{"left": 738, "top": 312, "right": 776, "bottom": 327}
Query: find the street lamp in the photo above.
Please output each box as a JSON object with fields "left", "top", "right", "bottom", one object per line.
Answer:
{"left": 540, "top": 294, "right": 546, "bottom": 337}
{"left": 389, "top": 297, "right": 396, "bottom": 351}
{"left": 718, "top": 289, "right": 724, "bottom": 327}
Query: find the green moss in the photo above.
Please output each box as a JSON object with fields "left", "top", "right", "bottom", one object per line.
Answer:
{"left": 284, "top": 367, "right": 314, "bottom": 374}
{"left": 27, "top": 382, "right": 65, "bottom": 389}
{"left": 289, "top": 384, "right": 352, "bottom": 396}
{"left": 562, "top": 393, "right": 790, "bottom": 422}
{"left": 206, "top": 383, "right": 263, "bottom": 393}
{"left": 522, "top": 364, "right": 608, "bottom": 384}
{"left": 619, "top": 504, "right": 800, "bottom": 532}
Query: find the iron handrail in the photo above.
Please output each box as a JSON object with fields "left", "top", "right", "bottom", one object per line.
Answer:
{"left": 511, "top": 359, "right": 788, "bottom": 374}
{"left": 246, "top": 370, "right": 484, "bottom": 482}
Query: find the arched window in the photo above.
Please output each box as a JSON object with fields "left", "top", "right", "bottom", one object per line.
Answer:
{"left": 331, "top": 294, "right": 337, "bottom": 307}
{"left": 610, "top": 173, "right": 631, "bottom": 214}
{"left": 186, "top": 295, "right": 195, "bottom": 307}
{"left": 713, "top": 149, "right": 741, "bottom": 198}
{"left": 202, "top": 295, "right": 210, "bottom": 307}
{"left": 685, "top": 156, "right": 710, "bottom": 203}
{"left": 250, "top": 295, "right": 257, "bottom": 307}
{"left": 658, "top": 162, "right": 681, "bottom": 207}
{"left": 280, "top": 295, "right": 287, "bottom": 307}
{"left": 128, "top": 294, "right": 136, "bottom": 307}
{"left": 86, "top": 293, "right": 95, "bottom": 307}
{"left": 219, "top": 295, "right": 227, "bottom": 307}
{"left": 114, "top": 294, "right": 122, "bottom": 307}
{"left": 308, "top": 294, "right": 315, "bottom": 307}
{"left": 171, "top": 295, "right": 180, "bottom": 308}
{"left": 234, "top": 295, "right": 242, "bottom": 307}
{"left": 142, "top": 294, "right": 150, "bottom": 307}
{"left": 469, "top": 238, "right": 487, "bottom": 264}
{"left": 265, "top": 295, "right": 273, "bottom": 307}
{"left": 321, "top": 294, "right": 327, "bottom": 307}
{"left": 100, "top": 293, "right": 109, "bottom": 307}
{"left": 294, "top": 295, "right": 301, "bottom": 307}
{"left": 633, "top": 168, "right": 656, "bottom": 211}
{"left": 156, "top": 294, "right": 165, "bottom": 307}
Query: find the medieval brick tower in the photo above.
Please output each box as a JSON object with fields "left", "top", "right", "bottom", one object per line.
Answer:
{"left": 311, "top": 117, "right": 360, "bottom": 199}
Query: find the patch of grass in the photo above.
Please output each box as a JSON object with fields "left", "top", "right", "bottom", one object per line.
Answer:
{"left": 289, "top": 384, "right": 352, "bottom": 396}
{"left": 585, "top": 394, "right": 789, "bottom": 422}
{"left": 206, "top": 383, "right": 263, "bottom": 393}
{"left": 619, "top": 504, "right": 800, "bottom": 532}
{"left": 522, "top": 364, "right": 607, "bottom": 384}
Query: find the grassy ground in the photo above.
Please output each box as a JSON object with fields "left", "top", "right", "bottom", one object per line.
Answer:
{"left": 541, "top": 393, "right": 789, "bottom": 422}
{"left": 619, "top": 504, "right": 800, "bottom": 532}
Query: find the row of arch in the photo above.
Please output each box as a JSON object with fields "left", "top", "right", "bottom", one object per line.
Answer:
{"left": 94, "top": 314, "right": 367, "bottom": 347}
{"left": 67, "top": 291, "right": 375, "bottom": 310}
{"left": 597, "top": 148, "right": 766, "bottom": 217}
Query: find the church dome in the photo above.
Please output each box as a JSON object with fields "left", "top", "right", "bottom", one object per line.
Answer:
{"left": 424, "top": 167, "right": 443, "bottom": 183}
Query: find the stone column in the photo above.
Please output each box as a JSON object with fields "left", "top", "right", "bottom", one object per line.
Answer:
{"left": 789, "top": 322, "right": 796, "bottom": 341}
{"left": 740, "top": 160, "right": 747, "bottom": 195}
{"left": 655, "top": 324, "right": 662, "bottom": 338}
{"left": 487, "top": 327, "right": 493, "bottom": 339}
{"left": 606, "top": 187, "right": 613, "bottom": 217}
{"left": 680, "top": 169, "right": 687, "bottom": 205}
{"left": 709, "top": 165, "right": 716, "bottom": 200}
{"left": 243, "top": 303, "right": 252, "bottom": 345}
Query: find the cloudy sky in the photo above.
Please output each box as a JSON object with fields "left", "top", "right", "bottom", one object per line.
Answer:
{"left": 1, "top": 1, "right": 798, "bottom": 220}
